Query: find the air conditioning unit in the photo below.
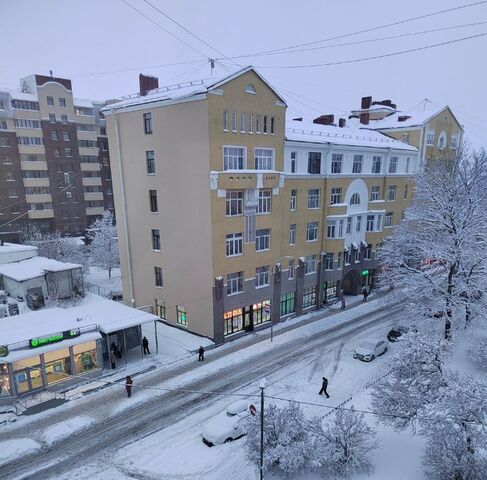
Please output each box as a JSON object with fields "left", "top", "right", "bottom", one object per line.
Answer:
{"left": 66, "top": 191, "right": 72, "bottom": 199}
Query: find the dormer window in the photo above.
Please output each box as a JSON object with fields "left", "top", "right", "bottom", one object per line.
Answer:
{"left": 245, "top": 84, "right": 256, "bottom": 95}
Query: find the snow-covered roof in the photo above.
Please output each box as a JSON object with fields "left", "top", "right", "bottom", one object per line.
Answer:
{"left": 73, "top": 97, "right": 95, "bottom": 108}
{"left": 285, "top": 120, "right": 417, "bottom": 152}
{"left": 0, "top": 243, "right": 37, "bottom": 255}
{"left": 0, "top": 293, "right": 157, "bottom": 353}
{"left": 102, "top": 66, "right": 286, "bottom": 112}
{"left": 0, "top": 256, "right": 81, "bottom": 282}
{"left": 0, "top": 88, "right": 38, "bottom": 102}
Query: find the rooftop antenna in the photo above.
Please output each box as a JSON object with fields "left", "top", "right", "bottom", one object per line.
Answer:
{"left": 423, "top": 98, "right": 431, "bottom": 110}
{"left": 209, "top": 58, "right": 215, "bottom": 76}
{"left": 49, "top": 70, "right": 53, "bottom": 78}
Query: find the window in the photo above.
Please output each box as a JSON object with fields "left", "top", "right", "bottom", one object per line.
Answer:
{"left": 226, "top": 190, "right": 243, "bottom": 216}
{"left": 330, "top": 187, "right": 342, "bottom": 205}
{"left": 8, "top": 188, "right": 17, "bottom": 198}
{"left": 245, "top": 84, "right": 256, "bottom": 94}
{"left": 308, "top": 189, "right": 320, "bottom": 209}
{"left": 324, "top": 253, "right": 334, "bottom": 270}
{"left": 154, "top": 266, "right": 163, "bottom": 287}
{"left": 17, "top": 136, "right": 43, "bottom": 145}
{"left": 49, "top": 114, "right": 56, "bottom": 123}
{"left": 64, "top": 172, "right": 70, "bottom": 185}
{"left": 372, "top": 156, "right": 381, "bottom": 174}
{"left": 255, "top": 266, "right": 270, "bottom": 287}
{"left": 223, "top": 146, "right": 245, "bottom": 170}
{"left": 438, "top": 131, "right": 447, "bottom": 149}
{"left": 327, "top": 220, "right": 336, "bottom": 239}
{"left": 338, "top": 219, "right": 344, "bottom": 237}
{"left": 5, "top": 172, "right": 15, "bottom": 181}
{"left": 302, "top": 286, "right": 316, "bottom": 308}
{"left": 331, "top": 153, "right": 342, "bottom": 173}
{"left": 350, "top": 193, "right": 360, "bottom": 205}
{"left": 223, "top": 110, "right": 229, "bottom": 131}
{"left": 64, "top": 147, "right": 72, "bottom": 157}
{"left": 100, "top": 127, "right": 106, "bottom": 135}
{"left": 308, "top": 152, "right": 321, "bottom": 174}
{"left": 290, "top": 152, "right": 297, "bottom": 173}
{"left": 366, "top": 215, "right": 375, "bottom": 232}
{"left": 240, "top": 113, "right": 245, "bottom": 133}
{"left": 263, "top": 115, "right": 268, "bottom": 134}
{"left": 426, "top": 130, "right": 435, "bottom": 145}
{"left": 346, "top": 216, "right": 352, "bottom": 234}
{"left": 406, "top": 157, "right": 410, "bottom": 173}
{"left": 248, "top": 113, "right": 253, "bottom": 133}
{"left": 59, "top": 97, "right": 66, "bottom": 107}
{"left": 404, "top": 183, "right": 409, "bottom": 199}
{"left": 402, "top": 133, "right": 410, "bottom": 144}
{"left": 289, "top": 224, "right": 296, "bottom": 245}
{"left": 55, "top": 147, "right": 61, "bottom": 157}
{"left": 385, "top": 212, "right": 393, "bottom": 227}
{"left": 376, "top": 214, "right": 382, "bottom": 231}
{"left": 306, "top": 222, "right": 318, "bottom": 242}
{"left": 271, "top": 117, "right": 275, "bottom": 134}
{"left": 337, "top": 252, "right": 343, "bottom": 269}
{"left": 231, "top": 111, "right": 237, "bottom": 132}
{"left": 365, "top": 245, "right": 372, "bottom": 260}
{"left": 146, "top": 150, "right": 155, "bottom": 174}
{"left": 290, "top": 189, "right": 297, "bottom": 211}
{"left": 151, "top": 229, "right": 161, "bottom": 250}
{"left": 224, "top": 308, "right": 244, "bottom": 335}
{"left": 47, "top": 96, "right": 54, "bottom": 106}
{"left": 356, "top": 215, "right": 362, "bottom": 232}
{"left": 254, "top": 148, "right": 274, "bottom": 170}
{"left": 256, "top": 228, "right": 270, "bottom": 251}
{"left": 62, "top": 131, "right": 70, "bottom": 141}
{"left": 61, "top": 115, "right": 68, "bottom": 124}
{"left": 344, "top": 249, "right": 351, "bottom": 265}
{"left": 451, "top": 135, "right": 458, "bottom": 148}
{"left": 257, "top": 189, "right": 271, "bottom": 214}
{"left": 256, "top": 114, "right": 262, "bottom": 133}
{"left": 73, "top": 341, "right": 99, "bottom": 374}
{"left": 143, "top": 112, "right": 152, "bottom": 134}
{"left": 370, "top": 186, "right": 380, "bottom": 201}
{"left": 354, "top": 247, "right": 360, "bottom": 263}
{"left": 288, "top": 259, "right": 295, "bottom": 279}
{"left": 0, "top": 137, "right": 9, "bottom": 147}
{"left": 304, "top": 255, "right": 317, "bottom": 274}
{"left": 11, "top": 99, "right": 39, "bottom": 110}
{"left": 66, "top": 191, "right": 72, "bottom": 199}
{"left": 387, "top": 185, "right": 397, "bottom": 201}
{"left": 227, "top": 271, "right": 243, "bottom": 295}
{"left": 176, "top": 306, "right": 187, "bottom": 325}
{"left": 280, "top": 292, "right": 295, "bottom": 316}
{"left": 389, "top": 156, "right": 398, "bottom": 173}
{"left": 0, "top": 100, "right": 4, "bottom": 110}
{"left": 149, "top": 190, "right": 158, "bottom": 212}
{"left": 15, "top": 119, "right": 40, "bottom": 128}
{"left": 226, "top": 232, "right": 243, "bottom": 256}
{"left": 2, "top": 156, "right": 12, "bottom": 164}
{"left": 51, "top": 130, "right": 58, "bottom": 140}
{"left": 352, "top": 155, "right": 363, "bottom": 173}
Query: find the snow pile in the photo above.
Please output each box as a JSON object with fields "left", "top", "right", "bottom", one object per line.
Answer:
{"left": 41, "top": 416, "right": 96, "bottom": 444}
{"left": 0, "top": 438, "right": 41, "bottom": 466}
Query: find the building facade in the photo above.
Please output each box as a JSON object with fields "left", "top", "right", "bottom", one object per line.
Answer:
{"left": 0, "top": 74, "right": 114, "bottom": 240}
{"left": 104, "top": 68, "right": 419, "bottom": 344}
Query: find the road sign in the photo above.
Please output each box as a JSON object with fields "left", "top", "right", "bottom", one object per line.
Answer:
{"left": 249, "top": 404, "right": 257, "bottom": 416}
{"left": 264, "top": 304, "right": 270, "bottom": 314}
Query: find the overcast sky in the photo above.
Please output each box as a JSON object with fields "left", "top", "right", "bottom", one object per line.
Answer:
{"left": 1, "top": 0, "right": 486, "bottom": 147}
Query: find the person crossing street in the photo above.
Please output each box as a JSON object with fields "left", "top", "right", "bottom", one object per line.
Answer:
{"left": 319, "top": 376, "right": 330, "bottom": 398}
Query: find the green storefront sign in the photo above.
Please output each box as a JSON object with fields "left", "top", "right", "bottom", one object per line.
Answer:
{"left": 29, "top": 329, "right": 81, "bottom": 349}
{"left": 361, "top": 269, "right": 369, "bottom": 276}
{"left": 0, "top": 345, "right": 8, "bottom": 357}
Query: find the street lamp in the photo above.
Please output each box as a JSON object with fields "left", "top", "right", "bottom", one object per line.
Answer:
{"left": 270, "top": 255, "right": 294, "bottom": 342}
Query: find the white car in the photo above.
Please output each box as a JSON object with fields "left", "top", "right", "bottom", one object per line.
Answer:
{"left": 202, "top": 400, "right": 254, "bottom": 447}
{"left": 353, "top": 339, "right": 387, "bottom": 362}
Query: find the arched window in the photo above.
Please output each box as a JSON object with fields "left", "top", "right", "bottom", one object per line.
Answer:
{"left": 438, "top": 131, "right": 447, "bottom": 149}
{"left": 245, "top": 84, "right": 256, "bottom": 94}
{"left": 350, "top": 193, "right": 360, "bottom": 206}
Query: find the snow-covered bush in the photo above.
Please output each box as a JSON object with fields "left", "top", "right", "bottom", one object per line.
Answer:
{"left": 245, "top": 402, "right": 312, "bottom": 474}
{"left": 467, "top": 334, "right": 487, "bottom": 369}
{"left": 310, "top": 407, "right": 378, "bottom": 478}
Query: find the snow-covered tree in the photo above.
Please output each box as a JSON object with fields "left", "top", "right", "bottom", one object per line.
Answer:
{"left": 466, "top": 330, "right": 487, "bottom": 369}
{"left": 371, "top": 332, "right": 448, "bottom": 430}
{"left": 245, "top": 402, "right": 312, "bottom": 474}
{"left": 310, "top": 407, "right": 378, "bottom": 478}
{"left": 86, "top": 210, "right": 119, "bottom": 279}
{"left": 378, "top": 148, "right": 487, "bottom": 339}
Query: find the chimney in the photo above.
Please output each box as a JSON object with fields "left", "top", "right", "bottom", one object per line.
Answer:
{"left": 139, "top": 74, "right": 159, "bottom": 96}
{"left": 313, "top": 114, "right": 334, "bottom": 126}
{"left": 361, "top": 96, "right": 372, "bottom": 110}
{"left": 338, "top": 118, "right": 346, "bottom": 128}
{"left": 398, "top": 115, "right": 411, "bottom": 122}
{"left": 293, "top": 117, "right": 303, "bottom": 122}
{"left": 359, "top": 112, "right": 369, "bottom": 125}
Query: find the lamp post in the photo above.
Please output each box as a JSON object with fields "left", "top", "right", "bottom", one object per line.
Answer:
{"left": 270, "top": 255, "right": 294, "bottom": 342}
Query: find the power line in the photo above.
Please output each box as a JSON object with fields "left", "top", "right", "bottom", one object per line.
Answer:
{"left": 234, "top": 32, "right": 487, "bottom": 69}
{"left": 215, "top": 1, "right": 487, "bottom": 60}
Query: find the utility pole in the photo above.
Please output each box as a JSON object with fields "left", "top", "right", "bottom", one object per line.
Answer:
{"left": 259, "top": 378, "right": 266, "bottom": 480}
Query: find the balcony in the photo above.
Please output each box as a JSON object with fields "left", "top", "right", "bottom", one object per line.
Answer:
{"left": 28, "top": 209, "right": 54, "bottom": 219}
{"left": 84, "top": 192, "right": 104, "bottom": 201}
{"left": 21, "top": 160, "right": 48, "bottom": 170}
{"left": 212, "top": 171, "right": 283, "bottom": 191}
{"left": 82, "top": 177, "right": 102, "bottom": 187}
{"left": 78, "top": 146, "right": 99, "bottom": 157}
{"left": 80, "top": 162, "right": 101, "bottom": 171}
{"left": 86, "top": 206, "right": 105, "bottom": 216}
{"left": 23, "top": 178, "right": 50, "bottom": 188}
{"left": 25, "top": 193, "right": 52, "bottom": 203}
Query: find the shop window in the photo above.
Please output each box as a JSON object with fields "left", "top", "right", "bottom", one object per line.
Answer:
{"left": 177, "top": 306, "right": 187, "bottom": 326}
{"left": 44, "top": 348, "right": 71, "bottom": 384}
{"left": 253, "top": 300, "right": 270, "bottom": 325}
{"left": 302, "top": 286, "right": 316, "bottom": 308}
{"left": 224, "top": 308, "right": 244, "bottom": 335}
{"left": 73, "top": 341, "right": 99, "bottom": 374}
{"left": 0, "top": 364, "right": 11, "bottom": 396}
{"left": 13, "top": 355, "right": 42, "bottom": 392}
{"left": 323, "top": 281, "right": 338, "bottom": 301}
{"left": 280, "top": 291, "right": 295, "bottom": 316}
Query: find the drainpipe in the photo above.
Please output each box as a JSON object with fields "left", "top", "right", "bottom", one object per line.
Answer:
{"left": 112, "top": 107, "right": 135, "bottom": 307}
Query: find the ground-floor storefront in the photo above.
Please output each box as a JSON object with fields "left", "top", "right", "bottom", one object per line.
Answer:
{"left": 223, "top": 300, "right": 271, "bottom": 336}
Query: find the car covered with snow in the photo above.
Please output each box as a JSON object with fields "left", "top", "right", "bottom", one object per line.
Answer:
{"left": 353, "top": 339, "right": 387, "bottom": 362}
{"left": 202, "top": 400, "right": 254, "bottom": 447}
{"left": 387, "top": 325, "right": 409, "bottom": 342}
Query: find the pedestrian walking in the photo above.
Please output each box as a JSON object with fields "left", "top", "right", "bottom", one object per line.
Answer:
{"left": 198, "top": 345, "right": 205, "bottom": 361}
{"left": 125, "top": 375, "right": 133, "bottom": 398}
{"left": 142, "top": 336, "right": 151, "bottom": 355}
{"left": 110, "top": 349, "right": 116, "bottom": 369}
{"left": 363, "top": 286, "right": 369, "bottom": 302}
{"left": 340, "top": 294, "right": 346, "bottom": 311}
{"left": 319, "top": 377, "right": 330, "bottom": 398}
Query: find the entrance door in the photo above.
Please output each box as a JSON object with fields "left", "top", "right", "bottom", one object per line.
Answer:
{"left": 243, "top": 306, "right": 253, "bottom": 331}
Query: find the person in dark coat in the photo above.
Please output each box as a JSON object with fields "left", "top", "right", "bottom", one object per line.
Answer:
{"left": 110, "top": 349, "right": 116, "bottom": 369}
{"left": 363, "top": 287, "right": 369, "bottom": 302}
{"left": 142, "top": 336, "right": 151, "bottom": 355}
{"left": 198, "top": 345, "right": 205, "bottom": 361}
{"left": 340, "top": 293, "right": 346, "bottom": 311}
{"left": 125, "top": 375, "right": 133, "bottom": 398}
{"left": 319, "top": 376, "right": 330, "bottom": 398}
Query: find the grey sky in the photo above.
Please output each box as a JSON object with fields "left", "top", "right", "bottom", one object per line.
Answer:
{"left": 1, "top": 0, "right": 486, "bottom": 147}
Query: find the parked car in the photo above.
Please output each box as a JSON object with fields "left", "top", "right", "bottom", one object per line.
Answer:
{"left": 353, "top": 339, "right": 387, "bottom": 362}
{"left": 387, "top": 326, "right": 409, "bottom": 342}
{"left": 202, "top": 400, "right": 254, "bottom": 447}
